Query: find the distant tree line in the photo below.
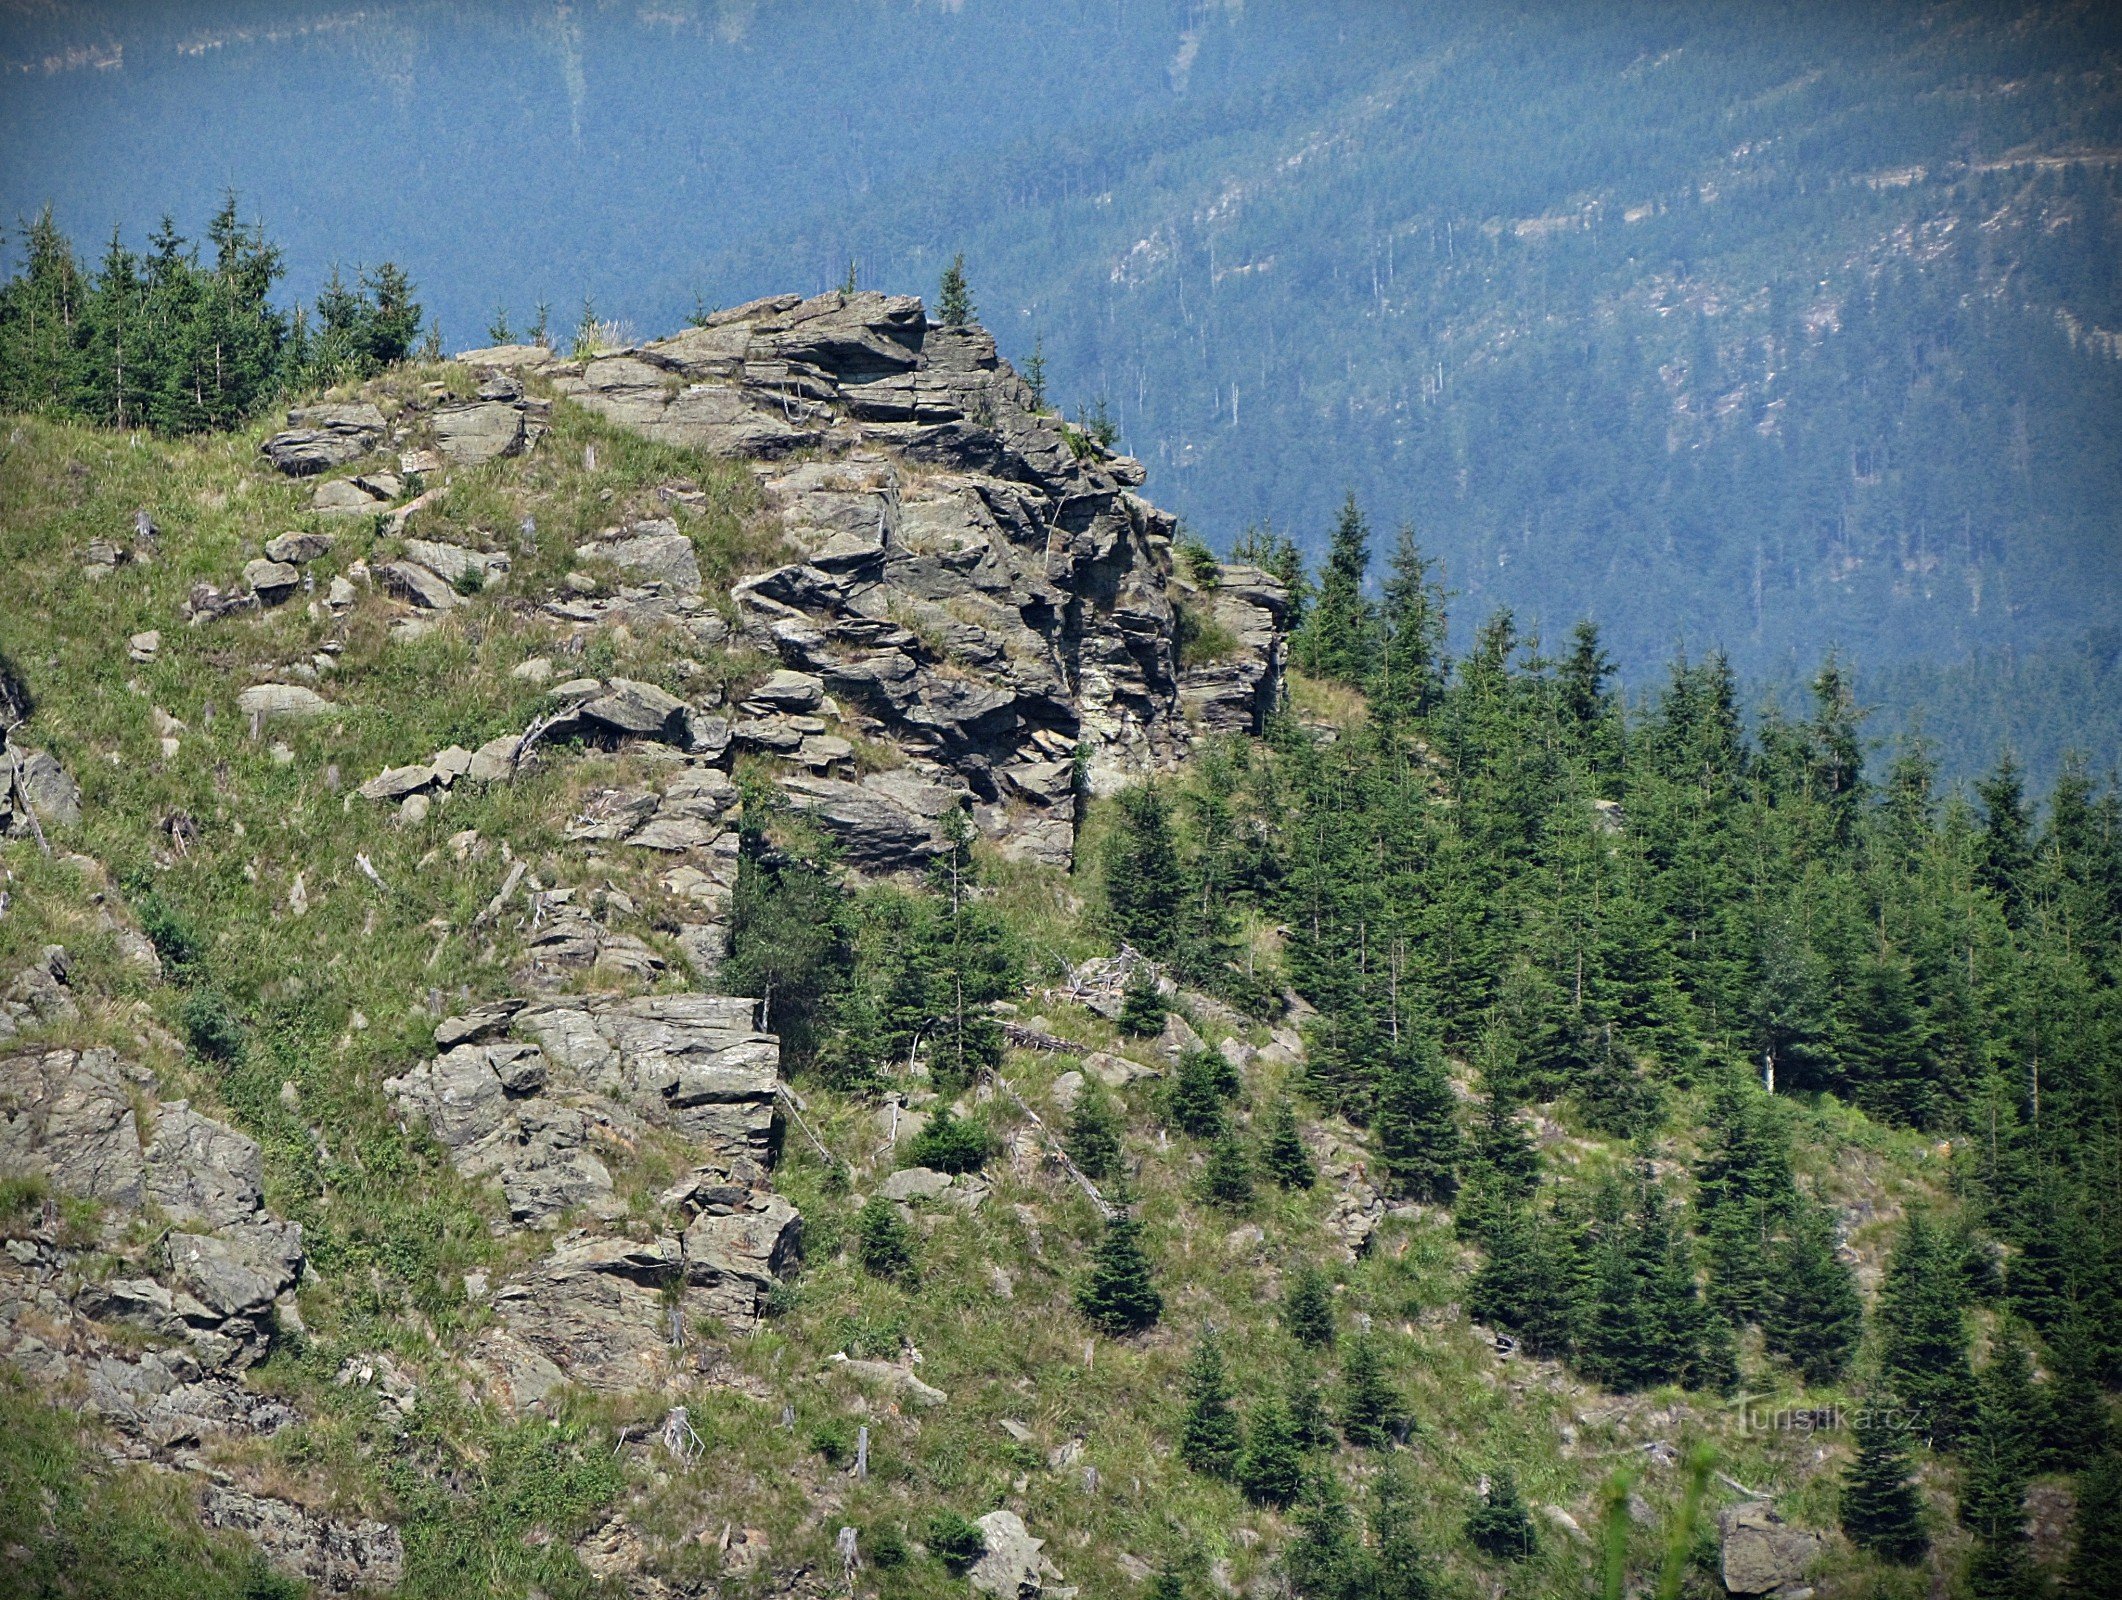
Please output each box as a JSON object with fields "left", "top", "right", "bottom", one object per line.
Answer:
{"left": 0, "top": 200, "right": 425, "bottom": 434}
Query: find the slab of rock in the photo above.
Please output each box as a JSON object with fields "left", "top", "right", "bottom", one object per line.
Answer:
{"left": 2, "top": 747, "right": 82, "bottom": 831}
{"left": 142, "top": 1102, "right": 265, "bottom": 1229}
{"left": 683, "top": 1192, "right": 802, "bottom": 1323}
{"left": 969, "top": 1509, "right": 1050, "bottom": 1598}
{"left": 433, "top": 399, "right": 528, "bottom": 464}
{"left": 578, "top": 678, "right": 687, "bottom": 738}
{"left": 777, "top": 773, "right": 959, "bottom": 872}
{"left": 835, "top": 1357, "right": 947, "bottom": 1407}
{"left": 403, "top": 538, "right": 510, "bottom": 588}
{"left": 359, "top": 763, "right": 435, "bottom": 802}
{"left": 376, "top": 560, "right": 459, "bottom": 611}
{"left": 0, "top": 1045, "right": 144, "bottom": 1205}
{"left": 1717, "top": 1503, "right": 1823, "bottom": 1596}
{"left": 744, "top": 669, "right": 827, "bottom": 713}
{"left": 263, "top": 531, "right": 334, "bottom": 565}
{"left": 201, "top": 1485, "right": 405, "bottom": 1597}
{"left": 490, "top": 1233, "right": 682, "bottom": 1392}
{"left": 311, "top": 478, "right": 384, "bottom": 514}
{"left": 573, "top": 520, "right": 702, "bottom": 594}
{"left": 259, "top": 403, "right": 385, "bottom": 476}
{"left": 876, "top": 1165, "right": 954, "bottom": 1203}
{"left": 243, "top": 558, "right": 301, "bottom": 602}
{"left": 237, "top": 684, "right": 336, "bottom": 722}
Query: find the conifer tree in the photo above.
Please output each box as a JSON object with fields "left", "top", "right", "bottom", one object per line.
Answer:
{"left": 1841, "top": 952, "right": 1936, "bottom": 1127}
{"left": 1178, "top": 1334, "right": 1243, "bottom": 1479}
{"left": 1464, "top": 1469, "right": 1538, "bottom": 1561}
{"left": 1119, "top": 965, "right": 1168, "bottom": 1039}
{"left": 1237, "top": 1397, "right": 1304, "bottom": 1506}
{"left": 1064, "top": 1081, "right": 1123, "bottom": 1181}
{"left": 1106, "top": 785, "right": 1187, "bottom": 956}
{"left": 1076, "top": 1207, "right": 1162, "bottom": 1335}
{"left": 1764, "top": 1201, "right": 1863, "bottom": 1385}
{"left": 2073, "top": 1450, "right": 2122, "bottom": 1599}
{"left": 1839, "top": 1399, "right": 1928, "bottom": 1563}
{"left": 1285, "top": 1473, "right": 1360, "bottom": 1600}
{"left": 1468, "top": 1201, "right": 1578, "bottom": 1359}
{"left": 1876, "top": 1212, "right": 1972, "bottom": 1447}
{"left": 1287, "top": 1363, "right": 1336, "bottom": 1450}
{"left": 1262, "top": 1095, "right": 1317, "bottom": 1189}
{"left": 1373, "top": 1035, "right": 1460, "bottom": 1202}
{"left": 1202, "top": 1128, "right": 1255, "bottom": 1210}
{"left": 855, "top": 1197, "right": 914, "bottom": 1280}
{"left": 937, "top": 253, "right": 973, "bottom": 325}
{"left": 1284, "top": 1265, "right": 1335, "bottom": 1349}
{"left": 1167, "top": 1046, "right": 1232, "bottom": 1138}
{"left": 1295, "top": 493, "right": 1376, "bottom": 686}
{"left": 1340, "top": 1335, "right": 1400, "bottom": 1448}
{"left": 1371, "top": 1472, "right": 1440, "bottom": 1600}
{"left": 1146, "top": 1560, "right": 1191, "bottom": 1600}
{"left": 1374, "top": 522, "right": 1447, "bottom": 721}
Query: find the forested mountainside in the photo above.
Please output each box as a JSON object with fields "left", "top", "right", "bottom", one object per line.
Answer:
{"left": 2, "top": 288, "right": 2119, "bottom": 1600}
{"left": 3, "top": 0, "right": 2119, "bottom": 698}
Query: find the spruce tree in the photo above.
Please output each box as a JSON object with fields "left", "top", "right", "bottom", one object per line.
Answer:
{"left": 1468, "top": 1201, "right": 1578, "bottom": 1359}
{"left": 2072, "top": 1450, "right": 2122, "bottom": 1599}
{"left": 1106, "top": 785, "right": 1187, "bottom": 955}
{"left": 1288, "top": 1363, "right": 1336, "bottom": 1451}
{"left": 1146, "top": 1560, "right": 1191, "bottom": 1600}
{"left": 1764, "top": 1201, "right": 1863, "bottom": 1386}
{"left": 1167, "top": 1046, "right": 1232, "bottom": 1138}
{"left": 1118, "top": 966, "right": 1168, "bottom": 1038}
{"left": 1202, "top": 1128, "right": 1255, "bottom": 1210}
{"left": 1841, "top": 952, "right": 1936, "bottom": 1127}
{"left": 1373, "top": 1036, "right": 1460, "bottom": 1203}
{"left": 1340, "top": 1335, "right": 1400, "bottom": 1448}
{"left": 1371, "top": 1472, "right": 1439, "bottom": 1600}
{"left": 1064, "top": 1081, "right": 1123, "bottom": 1181}
{"left": 1284, "top": 1265, "right": 1335, "bottom": 1349}
{"left": 1076, "top": 1207, "right": 1162, "bottom": 1335}
{"left": 1876, "top": 1212, "right": 1972, "bottom": 1447}
{"left": 1262, "top": 1095, "right": 1318, "bottom": 1189}
{"left": 1374, "top": 522, "right": 1447, "bottom": 721}
{"left": 1464, "top": 1469, "right": 1538, "bottom": 1561}
{"left": 1961, "top": 1355, "right": 2038, "bottom": 1600}
{"left": 937, "top": 253, "right": 973, "bottom": 325}
{"left": 1285, "top": 1472, "right": 1360, "bottom": 1600}
{"left": 1178, "top": 1334, "right": 1243, "bottom": 1479}
{"left": 1839, "top": 1399, "right": 1928, "bottom": 1563}
{"left": 855, "top": 1197, "right": 914, "bottom": 1281}
{"left": 1237, "top": 1397, "right": 1305, "bottom": 1506}
{"left": 1295, "top": 492, "right": 1376, "bottom": 686}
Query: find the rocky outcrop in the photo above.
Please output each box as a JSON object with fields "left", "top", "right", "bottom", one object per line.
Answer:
{"left": 1717, "top": 1503, "right": 1823, "bottom": 1597}
{"left": 447, "top": 291, "right": 1288, "bottom": 870}
{"left": 259, "top": 403, "right": 385, "bottom": 475}
{"left": 388, "top": 996, "right": 797, "bottom": 1400}
{"left": 1, "top": 742, "right": 81, "bottom": 836}
{"left": 200, "top": 1486, "right": 405, "bottom": 1596}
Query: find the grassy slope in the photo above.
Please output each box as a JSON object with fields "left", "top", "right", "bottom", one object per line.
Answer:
{"left": 0, "top": 398, "right": 1983, "bottom": 1600}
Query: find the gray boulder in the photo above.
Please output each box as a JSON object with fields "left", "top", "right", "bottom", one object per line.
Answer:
{"left": 236, "top": 684, "right": 337, "bottom": 722}
{"left": 0, "top": 1046, "right": 145, "bottom": 1206}
{"left": 258, "top": 404, "right": 384, "bottom": 475}
{"left": 310, "top": 478, "right": 385, "bottom": 515}
{"left": 403, "top": 538, "right": 509, "bottom": 588}
{"left": 263, "top": 531, "right": 334, "bottom": 565}
{"left": 578, "top": 678, "right": 687, "bottom": 738}
{"left": 1717, "top": 1504, "right": 1823, "bottom": 1596}
{"left": 490, "top": 1233, "right": 682, "bottom": 1393}
{"left": 432, "top": 399, "right": 527, "bottom": 465}
{"left": 969, "top": 1509, "right": 1051, "bottom": 1598}
{"left": 2, "top": 747, "right": 82, "bottom": 831}
{"left": 243, "top": 558, "right": 300, "bottom": 602}
{"left": 142, "top": 1102, "right": 265, "bottom": 1228}
{"left": 376, "top": 560, "right": 459, "bottom": 611}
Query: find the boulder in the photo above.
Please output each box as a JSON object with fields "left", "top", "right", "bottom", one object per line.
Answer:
{"left": 876, "top": 1166, "right": 954, "bottom": 1203}
{"left": 310, "top": 478, "right": 384, "bottom": 514}
{"left": 3, "top": 747, "right": 82, "bottom": 830}
{"left": 490, "top": 1233, "right": 682, "bottom": 1393}
{"left": 376, "top": 560, "right": 459, "bottom": 611}
{"left": 243, "top": 558, "right": 301, "bottom": 601}
{"left": 835, "top": 1357, "right": 947, "bottom": 1407}
{"left": 263, "top": 531, "right": 334, "bottom": 565}
{"left": 358, "top": 763, "right": 435, "bottom": 802}
{"left": 403, "top": 538, "right": 510, "bottom": 588}
{"left": 744, "top": 669, "right": 827, "bottom": 713}
{"left": 578, "top": 678, "right": 687, "bottom": 738}
{"left": 200, "top": 1486, "right": 404, "bottom": 1597}
{"left": 432, "top": 399, "right": 527, "bottom": 465}
{"left": 682, "top": 1192, "right": 802, "bottom": 1322}
{"left": 572, "top": 521, "right": 702, "bottom": 594}
{"left": 778, "top": 772, "right": 960, "bottom": 872}
{"left": 236, "top": 684, "right": 336, "bottom": 722}
{"left": 969, "top": 1509, "right": 1049, "bottom": 1598}
{"left": 0, "top": 1046, "right": 145, "bottom": 1206}
{"left": 1717, "top": 1503, "right": 1823, "bottom": 1596}
{"left": 258, "top": 404, "right": 385, "bottom": 476}
{"left": 141, "top": 1103, "right": 265, "bottom": 1228}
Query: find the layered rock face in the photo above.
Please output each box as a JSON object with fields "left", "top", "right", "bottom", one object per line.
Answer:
{"left": 387, "top": 994, "right": 797, "bottom": 1403}
{"left": 455, "top": 292, "right": 1288, "bottom": 867}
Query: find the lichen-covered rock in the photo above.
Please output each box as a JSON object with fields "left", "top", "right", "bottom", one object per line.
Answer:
{"left": 236, "top": 683, "right": 336, "bottom": 722}
{"left": 2, "top": 746, "right": 82, "bottom": 833}
{"left": 200, "top": 1486, "right": 405, "bottom": 1596}
{"left": 258, "top": 403, "right": 384, "bottom": 475}
{"left": 1717, "top": 1503, "right": 1823, "bottom": 1596}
